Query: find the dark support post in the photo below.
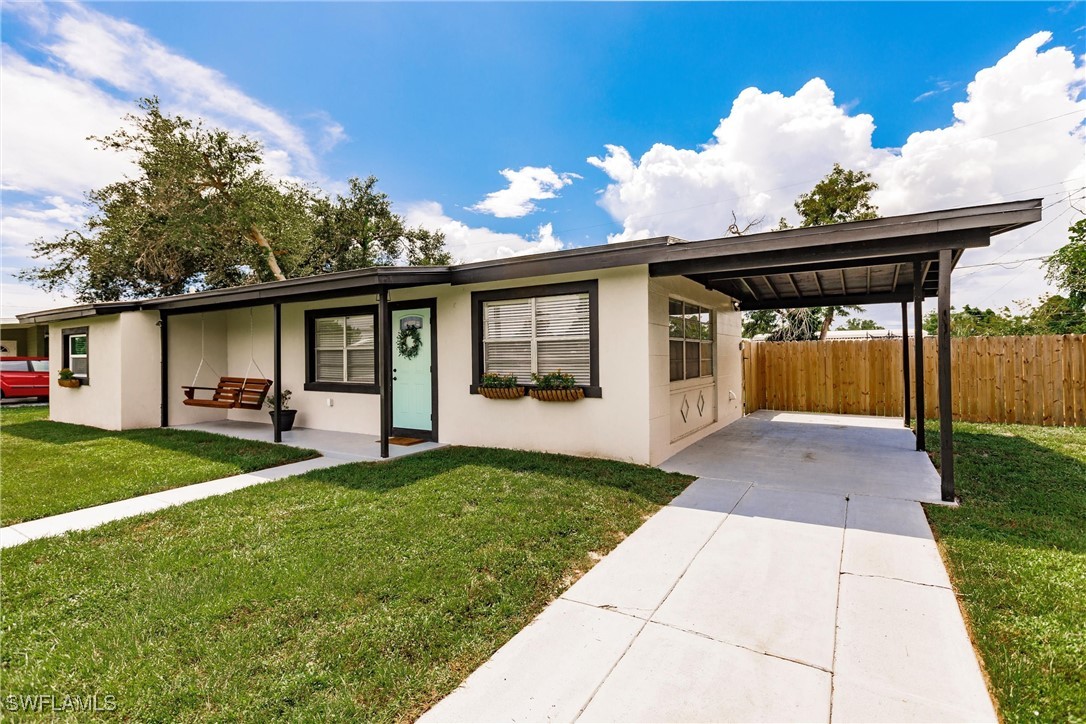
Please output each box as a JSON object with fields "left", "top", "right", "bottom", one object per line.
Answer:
{"left": 901, "top": 301, "right": 911, "bottom": 427}
{"left": 937, "top": 249, "right": 955, "bottom": 502}
{"left": 159, "top": 312, "right": 169, "bottom": 428}
{"left": 378, "top": 288, "right": 391, "bottom": 459}
{"left": 273, "top": 303, "right": 282, "bottom": 443}
{"left": 913, "top": 261, "right": 926, "bottom": 452}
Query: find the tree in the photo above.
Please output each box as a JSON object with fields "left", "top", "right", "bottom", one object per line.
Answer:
{"left": 1045, "top": 218, "right": 1086, "bottom": 303}
{"left": 837, "top": 318, "right": 885, "bottom": 331}
{"left": 793, "top": 163, "right": 879, "bottom": 226}
{"left": 19, "top": 98, "right": 449, "bottom": 302}
{"left": 921, "top": 295, "right": 1086, "bottom": 336}
{"left": 742, "top": 164, "right": 878, "bottom": 339}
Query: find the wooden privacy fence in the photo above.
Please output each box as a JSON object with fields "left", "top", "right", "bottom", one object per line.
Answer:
{"left": 742, "top": 335, "right": 1086, "bottom": 426}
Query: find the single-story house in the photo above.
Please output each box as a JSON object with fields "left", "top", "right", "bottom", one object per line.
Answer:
{"left": 18, "top": 199, "right": 1040, "bottom": 479}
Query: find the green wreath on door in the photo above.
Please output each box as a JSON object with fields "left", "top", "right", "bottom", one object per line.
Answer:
{"left": 397, "top": 326, "right": 423, "bottom": 360}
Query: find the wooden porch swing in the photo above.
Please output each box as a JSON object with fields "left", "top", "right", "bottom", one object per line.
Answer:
{"left": 182, "top": 310, "right": 272, "bottom": 410}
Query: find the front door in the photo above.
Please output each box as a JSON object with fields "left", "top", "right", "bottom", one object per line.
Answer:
{"left": 391, "top": 306, "right": 434, "bottom": 437}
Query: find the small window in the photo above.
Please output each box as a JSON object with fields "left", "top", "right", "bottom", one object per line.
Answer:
{"left": 669, "top": 300, "right": 713, "bottom": 383}
{"left": 305, "top": 307, "right": 378, "bottom": 393}
{"left": 29, "top": 360, "right": 49, "bottom": 372}
{"left": 1, "top": 360, "right": 28, "bottom": 371}
{"left": 61, "top": 327, "right": 89, "bottom": 383}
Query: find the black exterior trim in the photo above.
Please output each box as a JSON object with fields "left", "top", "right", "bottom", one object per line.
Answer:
{"left": 303, "top": 305, "right": 380, "bottom": 395}
{"left": 61, "top": 326, "right": 90, "bottom": 385}
{"left": 470, "top": 280, "right": 600, "bottom": 396}
{"left": 389, "top": 298, "right": 439, "bottom": 442}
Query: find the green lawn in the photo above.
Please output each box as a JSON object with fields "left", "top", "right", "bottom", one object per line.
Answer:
{"left": 0, "top": 446, "right": 692, "bottom": 721}
{"left": 0, "top": 405, "right": 317, "bottom": 526}
{"left": 923, "top": 421, "right": 1086, "bottom": 723}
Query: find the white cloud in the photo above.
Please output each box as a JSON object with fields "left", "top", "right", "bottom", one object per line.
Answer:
{"left": 405, "top": 201, "right": 564, "bottom": 261}
{"left": 470, "top": 166, "right": 580, "bottom": 218}
{"left": 588, "top": 32, "right": 1085, "bottom": 325}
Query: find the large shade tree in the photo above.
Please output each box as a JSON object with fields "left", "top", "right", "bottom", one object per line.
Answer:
{"left": 20, "top": 98, "right": 450, "bottom": 303}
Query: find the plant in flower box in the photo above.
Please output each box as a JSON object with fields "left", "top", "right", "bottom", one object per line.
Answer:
{"left": 477, "top": 372, "right": 524, "bottom": 399}
{"left": 57, "top": 368, "right": 81, "bottom": 388}
{"left": 529, "top": 370, "right": 584, "bottom": 402}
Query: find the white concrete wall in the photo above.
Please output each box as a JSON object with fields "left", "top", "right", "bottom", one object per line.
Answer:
{"left": 402, "top": 266, "right": 653, "bottom": 463}
{"left": 167, "top": 312, "right": 229, "bottom": 425}
{"left": 647, "top": 276, "right": 742, "bottom": 466}
{"left": 49, "top": 312, "right": 161, "bottom": 430}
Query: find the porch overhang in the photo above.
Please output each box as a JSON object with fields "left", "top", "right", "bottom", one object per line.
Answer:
{"left": 646, "top": 198, "right": 1040, "bottom": 311}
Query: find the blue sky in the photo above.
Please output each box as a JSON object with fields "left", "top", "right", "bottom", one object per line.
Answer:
{"left": 2, "top": 2, "right": 1084, "bottom": 322}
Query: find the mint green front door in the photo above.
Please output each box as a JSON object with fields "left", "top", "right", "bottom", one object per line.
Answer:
{"left": 392, "top": 307, "right": 433, "bottom": 434}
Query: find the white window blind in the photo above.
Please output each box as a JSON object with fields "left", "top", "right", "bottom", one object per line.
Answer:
{"left": 314, "top": 314, "right": 375, "bottom": 383}
{"left": 483, "top": 293, "right": 591, "bottom": 383}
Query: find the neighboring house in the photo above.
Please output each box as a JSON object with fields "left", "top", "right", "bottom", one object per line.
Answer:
{"left": 17, "top": 199, "right": 1041, "bottom": 466}
{"left": 0, "top": 318, "right": 48, "bottom": 358}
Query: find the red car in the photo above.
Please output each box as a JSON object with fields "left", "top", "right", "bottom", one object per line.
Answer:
{"left": 0, "top": 357, "right": 50, "bottom": 400}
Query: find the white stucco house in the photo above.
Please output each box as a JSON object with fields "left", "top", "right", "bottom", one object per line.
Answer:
{"left": 18, "top": 199, "right": 1040, "bottom": 470}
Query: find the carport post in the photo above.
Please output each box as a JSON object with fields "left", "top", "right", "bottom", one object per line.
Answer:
{"left": 937, "top": 250, "right": 955, "bottom": 502}
{"left": 378, "top": 288, "right": 391, "bottom": 459}
{"left": 913, "top": 261, "right": 926, "bottom": 452}
{"left": 273, "top": 302, "right": 282, "bottom": 443}
{"left": 901, "top": 302, "right": 910, "bottom": 427}
{"left": 159, "top": 312, "right": 169, "bottom": 428}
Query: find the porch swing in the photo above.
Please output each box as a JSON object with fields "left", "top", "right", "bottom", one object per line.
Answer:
{"left": 181, "top": 310, "right": 272, "bottom": 410}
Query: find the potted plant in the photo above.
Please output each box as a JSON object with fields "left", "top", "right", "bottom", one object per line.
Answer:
{"left": 529, "top": 370, "right": 584, "bottom": 402}
{"left": 57, "top": 368, "right": 81, "bottom": 388}
{"left": 265, "top": 389, "right": 297, "bottom": 431}
{"left": 477, "top": 372, "right": 525, "bottom": 399}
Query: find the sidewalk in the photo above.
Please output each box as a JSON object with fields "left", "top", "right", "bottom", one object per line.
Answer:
{"left": 0, "top": 456, "right": 344, "bottom": 549}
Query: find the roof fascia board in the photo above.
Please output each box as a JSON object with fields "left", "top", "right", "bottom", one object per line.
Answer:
{"left": 650, "top": 228, "right": 989, "bottom": 279}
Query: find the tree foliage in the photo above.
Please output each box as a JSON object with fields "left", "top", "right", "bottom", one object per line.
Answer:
{"left": 922, "top": 295, "right": 1086, "bottom": 337}
{"left": 742, "top": 164, "right": 879, "bottom": 339}
{"left": 837, "top": 317, "right": 885, "bottom": 331}
{"left": 19, "top": 99, "right": 449, "bottom": 303}
{"left": 1045, "top": 218, "right": 1086, "bottom": 304}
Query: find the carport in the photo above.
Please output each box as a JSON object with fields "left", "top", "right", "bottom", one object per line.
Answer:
{"left": 649, "top": 198, "right": 1042, "bottom": 502}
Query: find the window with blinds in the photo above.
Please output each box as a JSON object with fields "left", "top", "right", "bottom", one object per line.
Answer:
{"left": 483, "top": 293, "right": 591, "bottom": 383}
{"left": 668, "top": 299, "right": 714, "bottom": 382}
{"left": 313, "top": 313, "right": 376, "bottom": 384}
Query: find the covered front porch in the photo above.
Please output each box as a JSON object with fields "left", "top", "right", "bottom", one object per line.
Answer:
{"left": 171, "top": 420, "right": 443, "bottom": 461}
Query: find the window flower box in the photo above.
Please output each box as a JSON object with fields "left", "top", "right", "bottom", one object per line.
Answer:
{"left": 478, "top": 373, "right": 524, "bottom": 400}
{"left": 528, "top": 387, "right": 584, "bottom": 402}
{"left": 58, "top": 378, "right": 82, "bottom": 389}
{"left": 528, "top": 371, "right": 584, "bottom": 402}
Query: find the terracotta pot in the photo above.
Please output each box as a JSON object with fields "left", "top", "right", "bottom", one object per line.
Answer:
{"left": 57, "top": 378, "right": 81, "bottom": 388}
{"left": 479, "top": 386, "right": 525, "bottom": 400}
{"left": 529, "top": 387, "right": 585, "bottom": 402}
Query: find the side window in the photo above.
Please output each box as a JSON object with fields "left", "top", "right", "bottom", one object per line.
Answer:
{"left": 668, "top": 300, "right": 713, "bottom": 383}
{"left": 62, "top": 327, "right": 90, "bottom": 383}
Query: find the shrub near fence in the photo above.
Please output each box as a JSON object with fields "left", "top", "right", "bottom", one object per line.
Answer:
{"left": 742, "top": 335, "right": 1086, "bottom": 426}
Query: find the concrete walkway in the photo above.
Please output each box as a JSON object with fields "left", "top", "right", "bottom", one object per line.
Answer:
{"left": 1, "top": 423, "right": 443, "bottom": 549}
{"left": 424, "top": 412, "right": 995, "bottom": 723}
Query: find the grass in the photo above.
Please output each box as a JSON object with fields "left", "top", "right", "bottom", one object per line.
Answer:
{"left": 923, "top": 421, "right": 1086, "bottom": 723}
{"left": 0, "top": 405, "right": 317, "bottom": 526}
{"left": 0, "top": 446, "right": 692, "bottom": 721}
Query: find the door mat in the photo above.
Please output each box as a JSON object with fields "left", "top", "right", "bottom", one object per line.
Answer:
{"left": 387, "top": 436, "right": 425, "bottom": 446}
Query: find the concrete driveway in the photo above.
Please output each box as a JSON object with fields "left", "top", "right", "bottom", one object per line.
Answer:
{"left": 423, "top": 412, "right": 996, "bottom": 723}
